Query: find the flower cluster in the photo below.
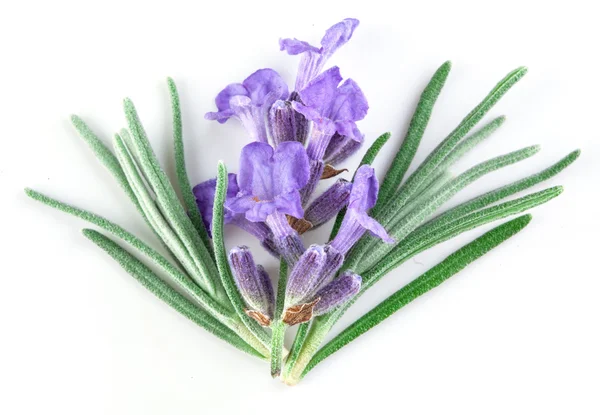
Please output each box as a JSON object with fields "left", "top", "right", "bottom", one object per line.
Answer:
{"left": 194, "top": 18, "right": 393, "bottom": 326}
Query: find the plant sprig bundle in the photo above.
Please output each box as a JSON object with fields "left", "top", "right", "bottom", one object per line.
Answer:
{"left": 27, "top": 18, "right": 579, "bottom": 385}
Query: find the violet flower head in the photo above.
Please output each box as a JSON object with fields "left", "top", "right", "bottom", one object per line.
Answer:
{"left": 330, "top": 165, "right": 394, "bottom": 255}
{"left": 267, "top": 96, "right": 310, "bottom": 146}
{"left": 282, "top": 246, "right": 357, "bottom": 325}
{"left": 312, "top": 271, "right": 362, "bottom": 316}
{"left": 205, "top": 69, "right": 289, "bottom": 143}
{"left": 226, "top": 141, "right": 310, "bottom": 222}
{"left": 280, "top": 18, "right": 360, "bottom": 91}
{"left": 229, "top": 246, "right": 275, "bottom": 326}
{"left": 294, "top": 66, "right": 368, "bottom": 161}
{"left": 304, "top": 179, "right": 352, "bottom": 229}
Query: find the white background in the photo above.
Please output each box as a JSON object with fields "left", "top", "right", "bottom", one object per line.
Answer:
{"left": 1, "top": 0, "right": 599, "bottom": 413}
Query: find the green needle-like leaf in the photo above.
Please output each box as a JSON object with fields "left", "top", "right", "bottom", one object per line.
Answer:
{"left": 373, "top": 66, "right": 528, "bottom": 218}
{"left": 377, "top": 61, "right": 452, "bottom": 207}
{"left": 167, "top": 78, "right": 214, "bottom": 257}
{"left": 24, "top": 188, "right": 233, "bottom": 320}
{"left": 329, "top": 131, "right": 392, "bottom": 240}
{"left": 82, "top": 228, "right": 264, "bottom": 359}
{"left": 418, "top": 150, "right": 581, "bottom": 233}
{"left": 70, "top": 115, "right": 142, "bottom": 214}
{"left": 212, "top": 162, "right": 272, "bottom": 356}
{"left": 350, "top": 145, "right": 540, "bottom": 273}
{"left": 114, "top": 133, "right": 210, "bottom": 291}
{"left": 123, "top": 99, "right": 221, "bottom": 296}
{"left": 303, "top": 214, "right": 533, "bottom": 375}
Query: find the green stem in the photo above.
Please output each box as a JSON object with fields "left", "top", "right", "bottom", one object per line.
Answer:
{"left": 270, "top": 321, "right": 286, "bottom": 378}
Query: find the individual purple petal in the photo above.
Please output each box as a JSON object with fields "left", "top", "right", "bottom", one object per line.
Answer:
{"left": 229, "top": 246, "right": 275, "bottom": 320}
{"left": 304, "top": 179, "right": 352, "bottom": 229}
{"left": 285, "top": 245, "right": 327, "bottom": 305}
{"left": 193, "top": 173, "right": 239, "bottom": 232}
{"left": 281, "top": 19, "right": 360, "bottom": 91}
{"left": 226, "top": 194, "right": 277, "bottom": 223}
{"left": 279, "top": 38, "right": 321, "bottom": 55}
{"left": 273, "top": 141, "right": 310, "bottom": 195}
{"left": 320, "top": 18, "right": 360, "bottom": 57}
{"left": 329, "top": 165, "right": 394, "bottom": 254}
{"left": 354, "top": 212, "right": 395, "bottom": 243}
{"left": 348, "top": 165, "right": 379, "bottom": 212}
{"left": 329, "top": 78, "right": 369, "bottom": 122}
{"left": 297, "top": 66, "right": 343, "bottom": 114}
{"left": 237, "top": 142, "right": 275, "bottom": 198}
{"left": 312, "top": 271, "right": 362, "bottom": 316}
{"left": 205, "top": 83, "right": 249, "bottom": 124}
{"left": 242, "top": 68, "right": 289, "bottom": 106}
{"left": 274, "top": 191, "right": 304, "bottom": 220}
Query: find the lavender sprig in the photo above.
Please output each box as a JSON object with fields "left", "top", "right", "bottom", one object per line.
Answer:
{"left": 26, "top": 17, "right": 580, "bottom": 385}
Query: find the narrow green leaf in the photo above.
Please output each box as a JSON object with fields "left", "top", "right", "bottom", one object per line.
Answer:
{"left": 123, "top": 99, "right": 221, "bottom": 296}
{"left": 212, "top": 162, "right": 272, "bottom": 355}
{"left": 417, "top": 150, "right": 581, "bottom": 233}
{"left": 377, "top": 61, "right": 452, "bottom": 207}
{"left": 167, "top": 78, "right": 214, "bottom": 258}
{"left": 303, "top": 214, "right": 533, "bottom": 375}
{"left": 373, "top": 66, "right": 528, "bottom": 218}
{"left": 82, "top": 229, "right": 264, "bottom": 359}
{"left": 114, "top": 133, "right": 210, "bottom": 291}
{"left": 417, "top": 116, "right": 505, "bottom": 194}
{"left": 24, "top": 188, "right": 233, "bottom": 320}
{"left": 349, "top": 145, "right": 540, "bottom": 273}
{"left": 70, "top": 115, "right": 143, "bottom": 214}
{"left": 329, "top": 131, "right": 392, "bottom": 240}
{"left": 364, "top": 187, "right": 563, "bottom": 287}
{"left": 271, "top": 260, "right": 289, "bottom": 377}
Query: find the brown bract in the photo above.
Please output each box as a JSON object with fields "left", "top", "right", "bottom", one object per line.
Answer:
{"left": 321, "top": 164, "right": 348, "bottom": 179}
{"left": 245, "top": 310, "right": 271, "bottom": 327}
{"left": 287, "top": 216, "right": 313, "bottom": 235}
{"left": 282, "top": 298, "right": 320, "bottom": 325}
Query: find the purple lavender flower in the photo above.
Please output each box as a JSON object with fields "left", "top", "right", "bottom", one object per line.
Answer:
{"left": 312, "top": 271, "right": 362, "bottom": 316}
{"left": 193, "top": 174, "right": 278, "bottom": 256}
{"left": 294, "top": 66, "right": 368, "bottom": 161}
{"left": 324, "top": 132, "right": 364, "bottom": 166}
{"left": 280, "top": 18, "right": 360, "bottom": 91}
{"left": 329, "top": 165, "right": 394, "bottom": 255}
{"left": 282, "top": 248, "right": 358, "bottom": 325}
{"left": 205, "top": 69, "right": 289, "bottom": 142}
{"left": 304, "top": 179, "right": 352, "bottom": 229}
{"left": 226, "top": 141, "right": 309, "bottom": 222}
{"left": 285, "top": 245, "right": 327, "bottom": 305}
{"left": 267, "top": 94, "right": 310, "bottom": 146}
{"left": 226, "top": 141, "right": 311, "bottom": 263}
{"left": 229, "top": 246, "right": 275, "bottom": 326}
